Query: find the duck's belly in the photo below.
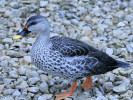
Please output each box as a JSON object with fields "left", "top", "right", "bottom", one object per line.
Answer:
{"left": 31, "top": 48, "right": 90, "bottom": 81}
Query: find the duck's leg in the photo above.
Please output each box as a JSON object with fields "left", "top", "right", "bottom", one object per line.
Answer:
{"left": 81, "top": 76, "right": 92, "bottom": 91}
{"left": 56, "top": 81, "right": 77, "bottom": 100}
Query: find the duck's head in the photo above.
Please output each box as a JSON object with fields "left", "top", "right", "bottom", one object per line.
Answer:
{"left": 13, "top": 15, "right": 49, "bottom": 39}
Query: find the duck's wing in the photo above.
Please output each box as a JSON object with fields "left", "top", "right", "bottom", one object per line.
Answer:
{"left": 51, "top": 37, "right": 99, "bottom": 57}
{"left": 51, "top": 37, "right": 122, "bottom": 75}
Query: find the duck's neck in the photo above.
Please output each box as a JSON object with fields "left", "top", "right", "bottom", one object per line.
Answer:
{"left": 38, "top": 28, "right": 50, "bottom": 44}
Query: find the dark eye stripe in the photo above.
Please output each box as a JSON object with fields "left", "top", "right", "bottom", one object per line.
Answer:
{"left": 30, "top": 21, "right": 37, "bottom": 25}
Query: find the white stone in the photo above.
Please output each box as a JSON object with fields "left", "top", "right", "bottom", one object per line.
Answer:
{"left": 40, "top": 1, "right": 48, "bottom": 7}
{"left": 117, "top": 22, "right": 125, "bottom": 27}
{"left": 39, "top": 81, "right": 49, "bottom": 93}
{"left": 28, "top": 87, "right": 39, "bottom": 93}
{"left": 9, "top": 69, "right": 18, "bottom": 79}
{"left": 23, "top": 56, "right": 31, "bottom": 64}
{"left": 103, "top": 82, "right": 113, "bottom": 92}
{"left": 106, "top": 48, "right": 113, "bottom": 55}
{"left": 126, "top": 44, "right": 133, "bottom": 53}
{"left": 2, "top": 38, "right": 13, "bottom": 44}
{"left": 96, "top": 95, "right": 106, "bottom": 100}
{"left": 130, "top": 43, "right": 133, "bottom": 49}
{"left": 113, "top": 29, "right": 124, "bottom": 37}
{"left": 38, "top": 94, "right": 53, "bottom": 100}
{"left": 125, "top": 14, "right": 133, "bottom": 21}
{"left": 16, "top": 81, "right": 28, "bottom": 89}
{"left": 3, "top": 89, "right": 15, "bottom": 95}
{"left": 0, "top": 85, "right": 5, "bottom": 93}
{"left": 63, "top": 20, "right": 71, "bottom": 25}
{"left": 71, "top": 19, "right": 79, "bottom": 25}
{"left": 0, "top": 96, "right": 14, "bottom": 100}
{"left": 80, "top": 36, "right": 91, "bottom": 43}
{"left": 28, "top": 77, "right": 40, "bottom": 85}
{"left": 12, "top": 89, "right": 21, "bottom": 97}
{"left": 26, "top": 70, "right": 39, "bottom": 78}
{"left": 10, "top": 1, "right": 18, "bottom": 8}
{"left": 18, "top": 66, "right": 26, "bottom": 75}
{"left": 113, "top": 85, "right": 128, "bottom": 94}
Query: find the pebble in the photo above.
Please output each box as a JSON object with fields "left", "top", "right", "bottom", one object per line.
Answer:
{"left": 103, "top": 82, "right": 113, "bottom": 92}
{"left": 125, "top": 14, "right": 133, "bottom": 22}
{"left": 23, "top": 56, "right": 32, "bottom": 64}
{"left": 126, "top": 44, "right": 133, "bottom": 54}
{"left": 12, "top": 89, "right": 21, "bottom": 97}
{"left": 113, "top": 85, "right": 128, "bottom": 94}
{"left": 0, "top": 85, "right": 5, "bottom": 93}
{"left": 106, "top": 48, "right": 113, "bottom": 55}
{"left": 28, "top": 77, "right": 40, "bottom": 85}
{"left": 2, "top": 38, "right": 13, "bottom": 44}
{"left": 38, "top": 94, "right": 53, "bottom": 100}
{"left": 9, "top": 69, "right": 18, "bottom": 79}
{"left": 9, "top": 1, "right": 18, "bottom": 8}
{"left": 0, "top": 96, "right": 14, "bottom": 100}
{"left": 16, "top": 81, "right": 28, "bottom": 89}
{"left": 26, "top": 70, "right": 39, "bottom": 78}
{"left": 17, "top": 66, "right": 26, "bottom": 75}
{"left": 3, "top": 89, "right": 15, "bottom": 95}
{"left": 39, "top": 81, "right": 49, "bottom": 93}
{"left": 40, "top": 1, "right": 48, "bottom": 7}
{"left": 117, "top": 22, "right": 125, "bottom": 27}
{"left": 71, "top": 19, "right": 79, "bottom": 25}
{"left": 63, "top": 20, "right": 71, "bottom": 25}
{"left": 28, "top": 87, "right": 39, "bottom": 93}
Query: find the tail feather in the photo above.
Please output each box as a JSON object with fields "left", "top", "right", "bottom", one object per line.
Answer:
{"left": 116, "top": 60, "right": 130, "bottom": 68}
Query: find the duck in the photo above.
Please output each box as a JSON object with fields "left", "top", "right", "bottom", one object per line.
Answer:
{"left": 13, "top": 15, "right": 130, "bottom": 100}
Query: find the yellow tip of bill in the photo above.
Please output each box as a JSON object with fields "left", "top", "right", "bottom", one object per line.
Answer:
{"left": 13, "top": 35, "right": 23, "bottom": 39}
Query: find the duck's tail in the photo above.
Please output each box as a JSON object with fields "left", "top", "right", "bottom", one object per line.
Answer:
{"left": 115, "top": 60, "right": 130, "bottom": 68}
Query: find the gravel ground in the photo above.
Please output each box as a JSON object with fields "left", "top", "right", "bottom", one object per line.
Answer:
{"left": 0, "top": 0, "right": 133, "bottom": 100}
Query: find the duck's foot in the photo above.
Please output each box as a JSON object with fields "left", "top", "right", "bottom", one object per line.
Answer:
{"left": 81, "top": 76, "right": 92, "bottom": 91}
{"left": 56, "top": 81, "right": 77, "bottom": 100}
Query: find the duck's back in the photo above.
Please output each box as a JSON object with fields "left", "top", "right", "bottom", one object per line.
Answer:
{"left": 51, "top": 37, "right": 129, "bottom": 74}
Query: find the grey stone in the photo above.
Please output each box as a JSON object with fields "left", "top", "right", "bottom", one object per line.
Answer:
{"left": 63, "top": 20, "right": 71, "bottom": 25}
{"left": 9, "top": 1, "right": 18, "bottom": 8}
{"left": 106, "top": 48, "right": 113, "bottom": 55}
{"left": 0, "top": 85, "right": 5, "bottom": 94}
{"left": 16, "top": 81, "right": 28, "bottom": 89}
{"left": 38, "top": 94, "right": 53, "bottom": 100}
{"left": 26, "top": 70, "right": 39, "bottom": 78}
{"left": 117, "top": 22, "right": 125, "bottom": 27}
{"left": 39, "top": 81, "right": 49, "bottom": 93}
{"left": 125, "top": 14, "right": 133, "bottom": 21}
{"left": 40, "top": 1, "right": 48, "bottom": 7}
{"left": 0, "top": 60, "right": 8, "bottom": 67}
{"left": 23, "top": 56, "right": 32, "bottom": 64}
{"left": 0, "top": 44, "right": 4, "bottom": 50}
{"left": 28, "top": 77, "right": 40, "bottom": 85}
{"left": 113, "top": 85, "right": 128, "bottom": 94}
{"left": 2, "top": 38, "right": 13, "bottom": 44}
{"left": 126, "top": 44, "right": 133, "bottom": 53}
{"left": 9, "top": 69, "right": 18, "bottom": 79}
{"left": 103, "top": 82, "right": 113, "bottom": 92}
{"left": 18, "top": 66, "right": 26, "bottom": 75}
{"left": 3, "top": 89, "right": 15, "bottom": 95}
{"left": 71, "top": 19, "right": 79, "bottom": 25}
{"left": 28, "top": 87, "right": 39, "bottom": 93}
{"left": 12, "top": 89, "right": 21, "bottom": 97}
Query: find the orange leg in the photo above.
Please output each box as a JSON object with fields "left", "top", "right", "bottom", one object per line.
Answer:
{"left": 56, "top": 81, "right": 77, "bottom": 100}
{"left": 81, "top": 76, "right": 92, "bottom": 91}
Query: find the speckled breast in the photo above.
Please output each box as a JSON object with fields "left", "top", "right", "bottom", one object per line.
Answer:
{"left": 30, "top": 41, "right": 90, "bottom": 81}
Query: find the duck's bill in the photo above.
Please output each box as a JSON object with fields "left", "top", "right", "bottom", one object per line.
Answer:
{"left": 13, "top": 25, "right": 30, "bottom": 39}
